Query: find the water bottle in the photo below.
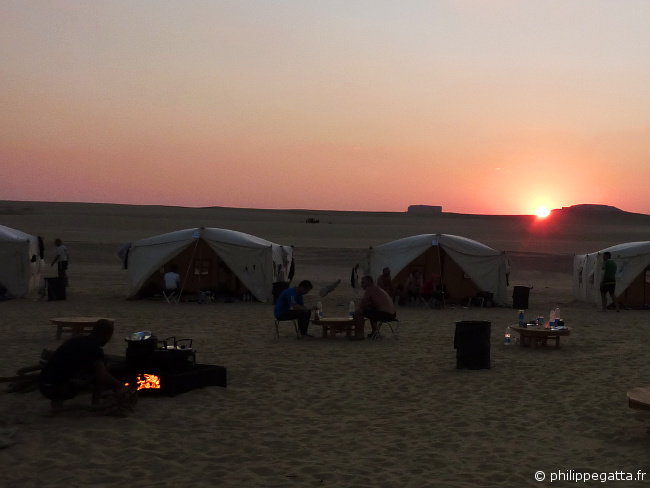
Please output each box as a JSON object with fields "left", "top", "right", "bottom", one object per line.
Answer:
{"left": 518, "top": 309, "right": 525, "bottom": 327}
{"left": 554, "top": 306, "right": 561, "bottom": 327}
{"left": 317, "top": 301, "right": 323, "bottom": 318}
{"left": 547, "top": 308, "right": 555, "bottom": 329}
{"left": 348, "top": 300, "right": 355, "bottom": 317}
{"left": 504, "top": 327, "right": 512, "bottom": 345}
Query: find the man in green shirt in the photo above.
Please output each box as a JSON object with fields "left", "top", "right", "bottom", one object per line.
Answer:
{"left": 600, "top": 252, "right": 620, "bottom": 312}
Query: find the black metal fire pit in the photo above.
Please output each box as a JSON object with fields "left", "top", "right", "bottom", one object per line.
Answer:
{"left": 119, "top": 332, "right": 227, "bottom": 396}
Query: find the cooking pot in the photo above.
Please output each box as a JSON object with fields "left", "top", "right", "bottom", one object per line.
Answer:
{"left": 125, "top": 331, "right": 158, "bottom": 367}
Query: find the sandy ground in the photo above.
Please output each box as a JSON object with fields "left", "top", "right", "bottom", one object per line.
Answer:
{"left": 1, "top": 201, "right": 650, "bottom": 487}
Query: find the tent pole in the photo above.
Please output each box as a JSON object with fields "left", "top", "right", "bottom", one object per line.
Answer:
{"left": 178, "top": 238, "right": 200, "bottom": 301}
{"left": 437, "top": 244, "right": 444, "bottom": 293}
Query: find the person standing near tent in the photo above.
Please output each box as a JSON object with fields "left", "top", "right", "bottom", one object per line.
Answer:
{"left": 354, "top": 275, "right": 397, "bottom": 339}
{"left": 274, "top": 280, "right": 315, "bottom": 337}
{"left": 377, "top": 267, "right": 398, "bottom": 303}
{"left": 600, "top": 251, "right": 620, "bottom": 312}
{"left": 50, "top": 238, "right": 69, "bottom": 286}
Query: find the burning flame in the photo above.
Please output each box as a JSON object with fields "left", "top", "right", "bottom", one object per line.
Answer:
{"left": 136, "top": 373, "right": 161, "bottom": 390}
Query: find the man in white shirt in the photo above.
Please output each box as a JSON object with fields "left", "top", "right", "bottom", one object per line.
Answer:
{"left": 164, "top": 265, "right": 180, "bottom": 292}
{"left": 50, "top": 238, "right": 69, "bottom": 286}
{"left": 162, "top": 264, "right": 181, "bottom": 302}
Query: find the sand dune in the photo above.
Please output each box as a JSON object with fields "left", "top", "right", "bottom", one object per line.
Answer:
{"left": 1, "top": 201, "right": 649, "bottom": 487}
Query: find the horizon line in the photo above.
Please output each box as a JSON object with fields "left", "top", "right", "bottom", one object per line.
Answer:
{"left": 2, "top": 199, "right": 648, "bottom": 219}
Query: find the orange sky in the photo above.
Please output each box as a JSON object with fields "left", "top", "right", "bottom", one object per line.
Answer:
{"left": 1, "top": 1, "right": 649, "bottom": 215}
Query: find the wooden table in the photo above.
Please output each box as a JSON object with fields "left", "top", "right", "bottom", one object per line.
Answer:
{"left": 627, "top": 386, "right": 650, "bottom": 411}
{"left": 50, "top": 317, "right": 114, "bottom": 339}
{"left": 509, "top": 325, "right": 571, "bottom": 348}
{"left": 312, "top": 317, "right": 358, "bottom": 338}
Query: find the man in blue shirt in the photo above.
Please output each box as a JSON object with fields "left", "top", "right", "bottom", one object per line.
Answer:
{"left": 274, "top": 280, "right": 314, "bottom": 337}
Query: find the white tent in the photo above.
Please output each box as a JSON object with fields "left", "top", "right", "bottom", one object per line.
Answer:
{"left": 366, "top": 234, "right": 510, "bottom": 305}
{"left": 573, "top": 241, "right": 650, "bottom": 308}
{"left": 123, "top": 227, "right": 293, "bottom": 302}
{"left": 0, "top": 224, "right": 44, "bottom": 298}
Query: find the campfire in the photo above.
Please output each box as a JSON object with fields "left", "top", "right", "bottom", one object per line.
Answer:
{"left": 136, "top": 373, "right": 161, "bottom": 390}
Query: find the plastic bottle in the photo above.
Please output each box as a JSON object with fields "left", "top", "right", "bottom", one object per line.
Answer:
{"left": 348, "top": 300, "right": 355, "bottom": 317}
{"left": 554, "top": 306, "right": 561, "bottom": 327}
{"left": 504, "top": 327, "right": 512, "bottom": 345}
{"left": 316, "top": 301, "right": 323, "bottom": 318}
{"left": 518, "top": 309, "right": 525, "bottom": 327}
{"left": 547, "top": 308, "right": 555, "bottom": 329}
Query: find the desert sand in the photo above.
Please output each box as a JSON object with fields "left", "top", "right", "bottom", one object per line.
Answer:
{"left": 1, "top": 201, "right": 650, "bottom": 487}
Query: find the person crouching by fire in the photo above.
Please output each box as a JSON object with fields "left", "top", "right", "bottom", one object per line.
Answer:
{"left": 39, "top": 319, "right": 130, "bottom": 414}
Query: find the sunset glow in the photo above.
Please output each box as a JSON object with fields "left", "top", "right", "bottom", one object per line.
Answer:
{"left": 535, "top": 207, "right": 551, "bottom": 219}
{"left": 1, "top": 2, "right": 649, "bottom": 215}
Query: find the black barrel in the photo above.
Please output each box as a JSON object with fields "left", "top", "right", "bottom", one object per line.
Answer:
{"left": 512, "top": 286, "right": 531, "bottom": 309}
{"left": 45, "top": 277, "right": 66, "bottom": 301}
{"left": 454, "top": 321, "right": 491, "bottom": 370}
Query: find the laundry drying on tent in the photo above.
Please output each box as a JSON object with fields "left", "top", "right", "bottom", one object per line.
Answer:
{"left": 365, "top": 234, "right": 510, "bottom": 306}
{"left": 573, "top": 241, "right": 650, "bottom": 309}
{"left": 118, "top": 227, "right": 293, "bottom": 303}
{"left": 0, "top": 225, "right": 45, "bottom": 299}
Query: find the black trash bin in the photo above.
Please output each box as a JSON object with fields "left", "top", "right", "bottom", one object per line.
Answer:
{"left": 46, "top": 277, "right": 66, "bottom": 301}
{"left": 454, "top": 321, "right": 491, "bottom": 370}
{"left": 512, "top": 285, "right": 531, "bottom": 309}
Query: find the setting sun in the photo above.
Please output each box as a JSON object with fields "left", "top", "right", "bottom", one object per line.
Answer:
{"left": 535, "top": 206, "right": 551, "bottom": 218}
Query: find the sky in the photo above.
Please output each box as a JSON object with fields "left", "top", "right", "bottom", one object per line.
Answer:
{"left": 1, "top": 0, "right": 649, "bottom": 215}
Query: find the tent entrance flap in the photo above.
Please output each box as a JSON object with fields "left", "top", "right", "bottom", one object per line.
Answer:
{"left": 620, "top": 265, "right": 650, "bottom": 307}
{"left": 392, "top": 246, "right": 481, "bottom": 303}
{"left": 139, "top": 239, "right": 248, "bottom": 299}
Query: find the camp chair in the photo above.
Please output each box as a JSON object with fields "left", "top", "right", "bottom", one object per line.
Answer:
{"left": 371, "top": 317, "right": 400, "bottom": 339}
{"left": 274, "top": 318, "right": 300, "bottom": 340}
{"left": 163, "top": 289, "right": 179, "bottom": 304}
{"left": 427, "top": 286, "right": 446, "bottom": 309}
{"left": 466, "top": 291, "right": 494, "bottom": 308}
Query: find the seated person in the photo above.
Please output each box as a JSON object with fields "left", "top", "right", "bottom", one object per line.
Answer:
{"left": 39, "top": 319, "right": 126, "bottom": 413}
{"left": 274, "top": 280, "right": 315, "bottom": 337}
{"left": 163, "top": 264, "right": 180, "bottom": 296}
{"left": 421, "top": 273, "right": 444, "bottom": 308}
{"left": 405, "top": 270, "right": 423, "bottom": 304}
{"left": 353, "top": 275, "right": 397, "bottom": 338}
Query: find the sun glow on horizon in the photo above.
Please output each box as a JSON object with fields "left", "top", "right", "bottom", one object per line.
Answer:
{"left": 535, "top": 206, "right": 551, "bottom": 218}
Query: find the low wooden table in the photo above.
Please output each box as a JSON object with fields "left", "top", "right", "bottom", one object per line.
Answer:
{"left": 50, "top": 316, "right": 114, "bottom": 339}
{"left": 312, "top": 317, "right": 359, "bottom": 338}
{"left": 627, "top": 386, "right": 650, "bottom": 411}
{"left": 509, "top": 325, "right": 571, "bottom": 348}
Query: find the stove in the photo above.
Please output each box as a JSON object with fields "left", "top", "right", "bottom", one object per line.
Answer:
{"left": 118, "top": 333, "right": 227, "bottom": 396}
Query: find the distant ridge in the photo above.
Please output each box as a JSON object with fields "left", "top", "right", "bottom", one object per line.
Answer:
{"left": 407, "top": 205, "right": 442, "bottom": 216}
{"left": 553, "top": 203, "right": 624, "bottom": 214}
{"left": 553, "top": 204, "right": 628, "bottom": 216}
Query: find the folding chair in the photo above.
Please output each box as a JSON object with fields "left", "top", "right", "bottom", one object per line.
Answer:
{"left": 429, "top": 288, "right": 446, "bottom": 309}
{"left": 371, "top": 318, "right": 400, "bottom": 339}
{"left": 274, "top": 318, "right": 300, "bottom": 339}
{"left": 163, "top": 289, "right": 179, "bottom": 304}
